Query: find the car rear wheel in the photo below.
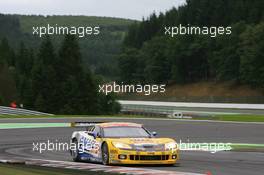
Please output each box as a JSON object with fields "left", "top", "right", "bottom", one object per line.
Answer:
{"left": 101, "top": 143, "right": 109, "bottom": 165}
{"left": 71, "top": 139, "right": 81, "bottom": 162}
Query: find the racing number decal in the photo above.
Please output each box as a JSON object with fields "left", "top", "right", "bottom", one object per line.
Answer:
{"left": 79, "top": 136, "right": 100, "bottom": 153}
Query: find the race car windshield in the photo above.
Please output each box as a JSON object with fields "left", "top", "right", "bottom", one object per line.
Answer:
{"left": 103, "top": 127, "right": 150, "bottom": 138}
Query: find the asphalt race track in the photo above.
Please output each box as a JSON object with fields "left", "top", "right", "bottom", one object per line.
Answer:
{"left": 0, "top": 117, "right": 264, "bottom": 175}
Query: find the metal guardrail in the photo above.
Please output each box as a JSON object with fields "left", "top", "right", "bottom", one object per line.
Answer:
{"left": 0, "top": 106, "right": 53, "bottom": 116}
{"left": 121, "top": 104, "right": 173, "bottom": 114}
{"left": 119, "top": 100, "right": 264, "bottom": 110}
{"left": 120, "top": 103, "right": 189, "bottom": 118}
{"left": 118, "top": 100, "right": 264, "bottom": 116}
{"left": 119, "top": 96, "right": 264, "bottom": 104}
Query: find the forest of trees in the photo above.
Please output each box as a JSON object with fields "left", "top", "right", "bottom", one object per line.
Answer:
{"left": 119, "top": 0, "right": 264, "bottom": 88}
{"left": 0, "top": 14, "right": 130, "bottom": 114}
{"left": 0, "top": 14, "right": 134, "bottom": 80}
{"left": 1, "top": 0, "right": 264, "bottom": 111}
{"left": 0, "top": 36, "right": 120, "bottom": 114}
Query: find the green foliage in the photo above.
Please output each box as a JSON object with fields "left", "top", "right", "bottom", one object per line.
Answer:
{"left": 0, "top": 15, "right": 128, "bottom": 113}
{"left": 0, "top": 39, "right": 17, "bottom": 105}
{"left": 118, "top": 48, "right": 143, "bottom": 83}
{"left": 98, "top": 93, "right": 121, "bottom": 115}
{"left": 0, "top": 95, "right": 3, "bottom": 104}
{"left": 210, "top": 22, "right": 247, "bottom": 82}
{"left": 18, "top": 75, "right": 33, "bottom": 107}
{"left": 119, "top": 0, "right": 264, "bottom": 88}
{"left": 0, "top": 14, "right": 135, "bottom": 79}
{"left": 142, "top": 37, "right": 170, "bottom": 84}
{"left": 0, "top": 35, "right": 120, "bottom": 114}
{"left": 239, "top": 23, "right": 264, "bottom": 87}
{"left": 16, "top": 42, "right": 34, "bottom": 76}
{"left": 0, "top": 64, "right": 17, "bottom": 105}
{"left": 0, "top": 38, "right": 16, "bottom": 69}
{"left": 0, "top": 14, "right": 21, "bottom": 43}
{"left": 55, "top": 35, "right": 98, "bottom": 114}
{"left": 18, "top": 15, "right": 133, "bottom": 32}
{"left": 31, "top": 36, "right": 58, "bottom": 112}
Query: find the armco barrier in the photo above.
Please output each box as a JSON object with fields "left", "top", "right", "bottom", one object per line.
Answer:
{"left": 119, "top": 100, "right": 264, "bottom": 110}
{"left": 0, "top": 106, "right": 53, "bottom": 116}
{"left": 118, "top": 100, "right": 264, "bottom": 116}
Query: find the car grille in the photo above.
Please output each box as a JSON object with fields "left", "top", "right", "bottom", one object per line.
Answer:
{"left": 132, "top": 144, "right": 164, "bottom": 151}
{"left": 129, "top": 155, "right": 169, "bottom": 161}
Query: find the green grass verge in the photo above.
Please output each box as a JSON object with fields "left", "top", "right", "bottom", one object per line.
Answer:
{"left": 203, "top": 114, "right": 264, "bottom": 122}
{"left": 0, "top": 123, "right": 70, "bottom": 129}
{"left": 176, "top": 143, "right": 264, "bottom": 152}
{"left": 231, "top": 143, "right": 264, "bottom": 152}
{"left": 0, "top": 115, "right": 95, "bottom": 118}
{"left": 0, "top": 114, "right": 163, "bottom": 119}
{"left": 0, "top": 164, "right": 116, "bottom": 175}
{"left": 1, "top": 114, "right": 264, "bottom": 122}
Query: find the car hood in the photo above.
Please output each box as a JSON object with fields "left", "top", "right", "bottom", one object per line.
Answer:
{"left": 108, "top": 138, "right": 175, "bottom": 145}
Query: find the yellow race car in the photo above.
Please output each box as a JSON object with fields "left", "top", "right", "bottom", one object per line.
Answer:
{"left": 70, "top": 122, "right": 179, "bottom": 165}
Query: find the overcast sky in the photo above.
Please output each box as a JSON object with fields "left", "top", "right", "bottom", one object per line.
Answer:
{"left": 0, "top": 0, "right": 186, "bottom": 20}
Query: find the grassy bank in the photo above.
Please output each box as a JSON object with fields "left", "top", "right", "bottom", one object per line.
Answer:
{"left": 199, "top": 114, "right": 264, "bottom": 122}
{"left": 231, "top": 143, "right": 264, "bottom": 152}
{"left": 119, "top": 82, "right": 264, "bottom": 104}
{"left": 1, "top": 114, "right": 264, "bottom": 122}
{"left": 0, "top": 114, "right": 150, "bottom": 119}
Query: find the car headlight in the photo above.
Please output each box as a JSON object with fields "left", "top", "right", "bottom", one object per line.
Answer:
{"left": 112, "top": 142, "right": 132, "bottom": 150}
{"left": 165, "top": 142, "right": 178, "bottom": 150}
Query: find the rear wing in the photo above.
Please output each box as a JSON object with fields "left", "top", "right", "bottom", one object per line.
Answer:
{"left": 70, "top": 122, "right": 105, "bottom": 127}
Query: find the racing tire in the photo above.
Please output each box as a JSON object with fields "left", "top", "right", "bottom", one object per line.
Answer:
{"left": 101, "top": 143, "right": 110, "bottom": 165}
{"left": 71, "top": 139, "right": 81, "bottom": 162}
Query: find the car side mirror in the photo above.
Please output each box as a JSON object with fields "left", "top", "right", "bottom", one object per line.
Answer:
{"left": 97, "top": 132, "right": 101, "bottom": 138}
{"left": 152, "top": 131, "right": 157, "bottom": 137}
{"left": 88, "top": 132, "right": 97, "bottom": 139}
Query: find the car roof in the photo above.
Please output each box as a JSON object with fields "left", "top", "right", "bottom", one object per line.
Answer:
{"left": 98, "top": 122, "right": 142, "bottom": 128}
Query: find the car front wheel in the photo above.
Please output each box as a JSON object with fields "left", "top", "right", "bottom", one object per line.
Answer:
{"left": 71, "top": 139, "right": 81, "bottom": 162}
{"left": 101, "top": 143, "right": 110, "bottom": 165}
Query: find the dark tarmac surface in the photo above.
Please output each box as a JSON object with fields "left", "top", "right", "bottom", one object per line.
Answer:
{"left": 0, "top": 117, "right": 263, "bottom": 175}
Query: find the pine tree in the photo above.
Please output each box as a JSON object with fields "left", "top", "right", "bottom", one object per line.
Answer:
{"left": 58, "top": 35, "right": 99, "bottom": 114}
{"left": 240, "top": 23, "right": 264, "bottom": 87}
{"left": 0, "top": 38, "right": 14, "bottom": 66}
{"left": 143, "top": 37, "right": 170, "bottom": 84}
{"left": 31, "top": 36, "right": 58, "bottom": 112}
{"left": 118, "top": 48, "right": 142, "bottom": 83}
{"left": 58, "top": 35, "right": 82, "bottom": 80}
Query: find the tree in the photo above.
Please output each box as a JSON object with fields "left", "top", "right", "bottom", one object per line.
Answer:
{"left": 0, "top": 95, "right": 3, "bottom": 105}
{"left": 118, "top": 48, "right": 143, "bottom": 83}
{"left": 142, "top": 37, "right": 170, "bottom": 84}
{"left": 58, "top": 35, "right": 83, "bottom": 80}
{"left": 31, "top": 36, "right": 58, "bottom": 112}
{"left": 0, "top": 38, "right": 15, "bottom": 67}
{"left": 98, "top": 93, "right": 121, "bottom": 115}
{"left": 18, "top": 75, "right": 33, "bottom": 108}
{"left": 120, "top": 0, "right": 264, "bottom": 87}
{"left": 239, "top": 23, "right": 264, "bottom": 87}
{"left": 209, "top": 23, "right": 247, "bottom": 82}
{"left": 34, "top": 94, "right": 46, "bottom": 112}
{"left": 57, "top": 35, "right": 100, "bottom": 114}
{"left": 0, "top": 64, "right": 17, "bottom": 105}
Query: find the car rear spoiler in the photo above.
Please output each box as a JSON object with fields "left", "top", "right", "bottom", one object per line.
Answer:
{"left": 70, "top": 122, "right": 105, "bottom": 127}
